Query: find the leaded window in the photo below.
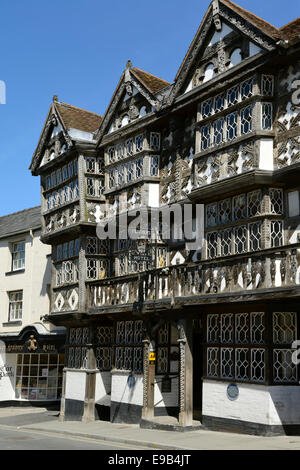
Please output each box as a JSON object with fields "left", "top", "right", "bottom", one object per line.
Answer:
{"left": 233, "top": 194, "right": 247, "bottom": 220}
{"left": 85, "top": 157, "right": 96, "bottom": 173}
{"left": 241, "top": 78, "right": 254, "bottom": 100}
{"left": 270, "top": 221, "right": 283, "bottom": 247}
{"left": 125, "top": 139, "right": 134, "bottom": 156}
{"left": 218, "top": 199, "right": 231, "bottom": 224}
{"left": 234, "top": 226, "right": 247, "bottom": 254}
{"left": 220, "top": 229, "right": 232, "bottom": 256}
{"left": 249, "top": 222, "right": 262, "bottom": 251}
{"left": 207, "top": 231, "right": 218, "bottom": 259}
{"left": 247, "top": 190, "right": 262, "bottom": 217}
{"left": 213, "top": 118, "right": 224, "bottom": 145}
{"left": 87, "top": 178, "right": 96, "bottom": 197}
{"left": 201, "top": 99, "right": 213, "bottom": 118}
{"left": 262, "top": 103, "right": 273, "bottom": 130}
{"left": 227, "top": 86, "right": 239, "bottom": 106}
{"left": 214, "top": 95, "right": 225, "bottom": 113}
{"left": 150, "top": 132, "right": 160, "bottom": 150}
{"left": 201, "top": 124, "right": 211, "bottom": 151}
{"left": 115, "top": 321, "right": 143, "bottom": 372}
{"left": 135, "top": 134, "right": 144, "bottom": 152}
{"left": 108, "top": 147, "right": 116, "bottom": 163}
{"left": 261, "top": 75, "right": 274, "bottom": 96}
{"left": 126, "top": 161, "right": 134, "bottom": 182}
{"left": 136, "top": 158, "right": 143, "bottom": 178}
{"left": 226, "top": 112, "right": 238, "bottom": 141}
{"left": 150, "top": 155, "right": 159, "bottom": 176}
{"left": 270, "top": 188, "right": 283, "bottom": 214}
{"left": 109, "top": 169, "right": 115, "bottom": 189}
{"left": 241, "top": 105, "right": 253, "bottom": 134}
{"left": 206, "top": 203, "right": 218, "bottom": 227}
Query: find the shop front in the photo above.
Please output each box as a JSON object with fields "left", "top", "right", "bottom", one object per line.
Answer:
{"left": 0, "top": 324, "right": 65, "bottom": 405}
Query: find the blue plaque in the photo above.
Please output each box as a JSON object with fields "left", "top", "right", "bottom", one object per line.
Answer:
{"left": 227, "top": 383, "right": 239, "bottom": 401}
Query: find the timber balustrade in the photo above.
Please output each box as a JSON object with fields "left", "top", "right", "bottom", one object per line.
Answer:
{"left": 88, "top": 244, "right": 300, "bottom": 309}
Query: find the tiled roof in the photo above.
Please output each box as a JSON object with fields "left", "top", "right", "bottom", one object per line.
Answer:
{"left": 0, "top": 206, "right": 41, "bottom": 238}
{"left": 130, "top": 67, "right": 171, "bottom": 94}
{"left": 220, "top": 0, "right": 282, "bottom": 40}
{"left": 54, "top": 102, "right": 103, "bottom": 133}
{"left": 280, "top": 18, "right": 300, "bottom": 40}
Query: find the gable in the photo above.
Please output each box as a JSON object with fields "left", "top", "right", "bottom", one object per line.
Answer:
{"left": 167, "top": 0, "right": 280, "bottom": 105}
{"left": 95, "top": 65, "right": 170, "bottom": 143}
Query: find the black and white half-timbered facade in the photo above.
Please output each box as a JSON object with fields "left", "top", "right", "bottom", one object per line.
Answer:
{"left": 30, "top": 0, "right": 300, "bottom": 435}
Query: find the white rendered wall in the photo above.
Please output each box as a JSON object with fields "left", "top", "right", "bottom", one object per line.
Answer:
{"left": 203, "top": 380, "right": 300, "bottom": 425}
{"left": 154, "top": 377, "right": 178, "bottom": 408}
{"left": 65, "top": 370, "right": 86, "bottom": 402}
{"left": 0, "top": 229, "right": 51, "bottom": 335}
{"left": 0, "top": 353, "right": 17, "bottom": 401}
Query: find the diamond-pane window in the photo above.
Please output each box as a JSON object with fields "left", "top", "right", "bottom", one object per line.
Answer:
{"left": 262, "top": 75, "right": 274, "bottom": 96}
{"left": 241, "top": 78, "right": 254, "bottom": 100}
{"left": 227, "top": 86, "right": 239, "bottom": 106}
{"left": 247, "top": 190, "right": 262, "bottom": 217}
{"left": 206, "top": 203, "right": 218, "bottom": 227}
{"left": 226, "top": 112, "right": 238, "bottom": 141}
{"left": 262, "top": 103, "right": 273, "bottom": 130}
{"left": 271, "top": 221, "right": 283, "bottom": 247}
{"left": 207, "top": 232, "right": 218, "bottom": 259}
{"left": 270, "top": 188, "right": 283, "bottom": 214}
{"left": 201, "top": 124, "right": 211, "bottom": 151}
{"left": 213, "top": 118, "right": 224, "bottom": 145}
{"left": 214, "top": 95, "right": 225, "bottom": 113}
{"left": 220, "top": 229, "right": 232, "bottom": 256}
{"left": 233, "top": 194, "right": 247, "bottom": 220}
{"left": 201, "top": 99, "right": 213, "bottom": 118}
{"left": 249, "top": 222, "right": 262, "bottom": 251}
{"left": 241, "top": 105, "right": 253, "bottom": 134}
{"left": 234, "top": 226, "right": 247, "bottom": 254}
{"left": 219, "top": 199, "right": 231, "bottom": 224}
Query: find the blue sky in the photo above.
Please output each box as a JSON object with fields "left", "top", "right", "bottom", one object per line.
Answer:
{"left": 0, "top": 0, "right": 299, "bottom": 216}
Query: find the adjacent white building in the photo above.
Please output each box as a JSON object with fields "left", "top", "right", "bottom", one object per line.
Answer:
{"left": 0, "top": 207, "right": 65, "bottom": 404}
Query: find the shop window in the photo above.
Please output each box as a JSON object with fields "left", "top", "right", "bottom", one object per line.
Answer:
{"left": 15, "top": 354, "right": 64, "bottom": 401}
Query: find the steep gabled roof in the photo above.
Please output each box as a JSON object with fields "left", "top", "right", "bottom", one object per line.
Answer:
{"left": 94, "top": 65, "right": 170, "bottom": 143}
{"left": 280, "top": 17, "right": 300, "bottom": 41}
{"left": 130, "top": 68, "right": 170, "bottom": 94}
{"left": 220, "top": 0, "right": 282, "bottom": 40}
{"left": 54, "top": 102, "right": 103, "bottom": 133}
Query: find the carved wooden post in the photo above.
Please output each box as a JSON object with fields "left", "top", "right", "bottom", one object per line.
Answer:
{"left": 142, "top": 337, "right": 155, "bottom": 421}
{"left": 177, "top": 319, "right": 193, "bottom": 427}
{"left": 82, "top": 342, "right": 97, "bottom": 423}
{"left": 59, "top": 368, "right": 67, "bottom": 422}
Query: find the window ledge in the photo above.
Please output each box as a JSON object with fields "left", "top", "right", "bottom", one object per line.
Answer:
{"left": 5, "top": 269, "right": 25, "bottom": 276}
{"left": 2, "top": 321, "right": 22, "bottom": 326}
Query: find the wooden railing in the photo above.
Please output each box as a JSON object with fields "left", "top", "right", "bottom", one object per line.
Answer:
{"left": 88, "top": 244, "right": 300, "bottom": 309}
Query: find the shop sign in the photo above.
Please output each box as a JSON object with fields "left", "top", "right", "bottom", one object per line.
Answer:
{"left": 0, "top": 365, "right": 14, "bottom": 380}
{"left": 149, "top": 352, "right": 156, "bottom": 361}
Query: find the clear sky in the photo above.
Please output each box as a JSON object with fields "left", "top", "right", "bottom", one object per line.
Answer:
{"left": 0, "top": 0, "right": 299, "bottom": 217}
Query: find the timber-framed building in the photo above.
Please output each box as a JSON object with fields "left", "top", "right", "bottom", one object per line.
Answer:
{"left": 30, "top": 0, "right": 300, "bottom": 435}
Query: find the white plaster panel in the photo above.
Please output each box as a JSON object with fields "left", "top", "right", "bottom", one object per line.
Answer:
{"left": 202, "top": 380, "right": 271, "bottom": 424}
{"left": 148, "top": 184, "right": 160, "bottom": 207}
{"left": 111, "top": 373, "right": 143, "bottom": 406}
{"left": 259, "top": 139, "right": 274, "bottom": 170}
{"left": 65, "top": 371, "right": 86, "bottom": 401}
{"left": 269, "top": 386, "right": 300, "bottom": 425}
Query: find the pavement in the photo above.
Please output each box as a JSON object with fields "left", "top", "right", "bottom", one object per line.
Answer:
{"left": 1, "top": 407, "right": 300, "bottom": 450}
